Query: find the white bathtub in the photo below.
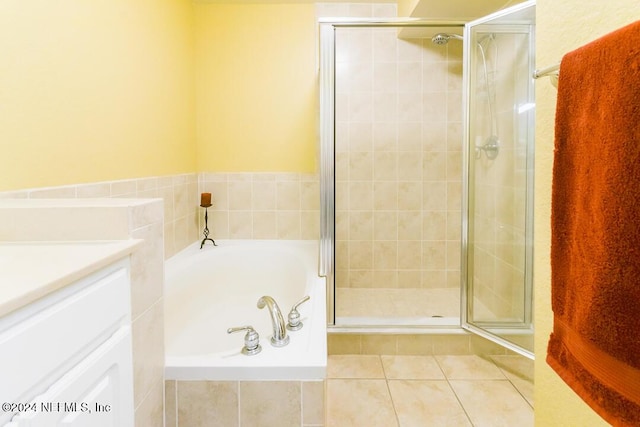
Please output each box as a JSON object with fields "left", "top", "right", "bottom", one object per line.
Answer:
{"left": 164, "top": 240, "right": 327, "bottom": 381}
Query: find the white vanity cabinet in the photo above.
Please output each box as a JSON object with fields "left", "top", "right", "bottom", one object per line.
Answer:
{"left": 0, "top": 258, "right": 135, "bottom": 427}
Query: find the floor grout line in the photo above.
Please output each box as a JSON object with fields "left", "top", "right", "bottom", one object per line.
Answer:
{"left": 507, "top": 377, "right": 535, "bottom": 410}
{"left": 435, "top": 354, "right": 477, "bottom": 426}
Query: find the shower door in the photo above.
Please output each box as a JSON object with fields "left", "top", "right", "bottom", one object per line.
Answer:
{"left": 462, "top": 1, "right": 536, "bottom": 358}
{"left": 320, "top": 19, "right": 466, "bottom": 329}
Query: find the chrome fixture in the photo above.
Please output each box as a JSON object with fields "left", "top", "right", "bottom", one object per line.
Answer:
{"left": 257, "top": 296, "right": 290, "bottom": 347}
{"left": 476, "top": 135, "right": 500, "bottom": 160}
{"left": 287, "top": 296, "right": 310, "bottom": 331}
{"left": 533, "top": 62, "right": 560, "bottom": 88}
{"left": 431, "top": 33, "right": 463, "bottom": 45}
{"left": 227, "top": 325, "right": 261, "bottom": 355}
{"left": 434, "top": 30, "right": 500, "bottom": 161}
{"left": 476, "top": 34, "right": 500, "bottom": 159}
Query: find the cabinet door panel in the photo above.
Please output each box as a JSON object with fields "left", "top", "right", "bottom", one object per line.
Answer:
{"left": 0, "top": 265, "right": 129, "bottom": 409}
{"left": 11, "top": 326, "right": 134, "bottom": 427}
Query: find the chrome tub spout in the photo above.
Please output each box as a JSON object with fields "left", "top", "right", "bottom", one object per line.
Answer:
{"left": 257, "top": 296, "right": 290, "bottom": 347}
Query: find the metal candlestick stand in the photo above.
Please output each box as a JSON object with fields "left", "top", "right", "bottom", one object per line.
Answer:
{"left": 200, "top": 204, "right": 217, "bottom": 249}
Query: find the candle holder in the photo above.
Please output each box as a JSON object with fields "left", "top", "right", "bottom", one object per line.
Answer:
{"left": 200, "top": 203, "right": 217, "bottom": 249}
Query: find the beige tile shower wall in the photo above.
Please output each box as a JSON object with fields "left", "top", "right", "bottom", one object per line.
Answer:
{"left": 472, "top": 32, "right": 530, "bottom": 321}
{"left": 0, "top": 173, "right": 200, "bottom": 259}
{"left": 165, "top": 380, "right": 325, "bottom": 427}
{"left": 333, "top": 25, "right": 463, "bottom": 291}
{"left": 198, "top": 172, "right": 320, "bottom": 241}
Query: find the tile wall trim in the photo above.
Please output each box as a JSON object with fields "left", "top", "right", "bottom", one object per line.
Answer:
{"left": 0, "top": 170, "right": 322, "bottom": 256}
{"left": 0, "top": 173, "right": 200, "bottom": 259}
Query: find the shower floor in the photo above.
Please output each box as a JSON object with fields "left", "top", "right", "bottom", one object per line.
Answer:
{"left": 335, "top": 287, "right": 461, "bottom": 326}
{"left": 334, "top": 287, "right": 496, "bottom": 327}
{"left": 334, "top": 287, "right": 533, "bottom": 353}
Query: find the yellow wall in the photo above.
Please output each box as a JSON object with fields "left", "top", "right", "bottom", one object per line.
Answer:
{"left": 0, "top": 1, "right": 318, "bottom": 191}
{"left": 194, "top": 3, "right": 318, "bottom": 173}
{"left": 534, "top": 1, "right": 640, "bottom": 425}
{"left": 0, "top": 0, "right": 196, "bottom": 192}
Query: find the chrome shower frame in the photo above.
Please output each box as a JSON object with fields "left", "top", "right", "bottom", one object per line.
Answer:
{"left": 461, "top": 0, "right": 536, "bottom": 359}
{"left": 319, "top": 1, "right": 536, "bottom": 358}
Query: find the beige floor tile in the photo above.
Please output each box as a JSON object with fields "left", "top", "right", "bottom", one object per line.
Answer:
{"left": 506, "top": 375, "right": 534, "bottom": 408}
{"left": 388, "top": 380, "right": 472, "bottom": 427}
{"left": 381, "top": 355, "right": 445, "bottom": 380}
{"left": 449, "top": 380, "right": 534, "bottom": 427}
{"left": 435, "top": 355, "right": 506, "bottom": 380}
{"left": 490, "top": 355, "right": 534, "bottom": 381}
{"left": 327, "top": 355, "right": 385, "bottom": 379}
{"left": 491, "top": 355, "right": 535, "bottom": 407}
{"left": 326, "top": 379, "right": 398, "bottom": 427}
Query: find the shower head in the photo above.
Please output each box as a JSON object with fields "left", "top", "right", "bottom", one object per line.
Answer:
{"left": 431, "top": 33, "right": 463, "bottom": 45}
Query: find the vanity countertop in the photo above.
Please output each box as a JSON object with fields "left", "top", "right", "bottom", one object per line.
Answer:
{"left": 0, "top": 239, "right": 141, "bottom": 318}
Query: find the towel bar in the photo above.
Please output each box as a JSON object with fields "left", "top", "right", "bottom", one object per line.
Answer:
{"left": 533, "top": 63, "right": 560, "bottom": 88}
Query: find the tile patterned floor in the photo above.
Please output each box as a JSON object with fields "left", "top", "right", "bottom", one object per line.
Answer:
{"left": 326, "top": 354, "right": 533, "bottom": 427}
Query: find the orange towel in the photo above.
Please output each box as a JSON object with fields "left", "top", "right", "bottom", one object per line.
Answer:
{"left": 548, "top": 20, "right": 640, "bottom": 426}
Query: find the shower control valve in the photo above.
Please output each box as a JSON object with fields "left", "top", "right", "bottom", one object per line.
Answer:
{"left": 287, "top": 295, "right": 310, "bottom": 331}
{"left": 227, "top": 325, "right": 262, "bottom": 355}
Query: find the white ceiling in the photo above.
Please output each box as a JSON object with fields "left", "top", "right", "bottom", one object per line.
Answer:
{"left": 409, "top": 0, "right": 522, "bottom": 21}
{"left": 192, "top": 0, "right": 521, "bottom": 19}
{"left": 193, "top": 0, "right": 395, "bottom": 3}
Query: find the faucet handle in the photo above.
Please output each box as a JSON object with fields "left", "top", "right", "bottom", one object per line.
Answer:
{"left": 227, "top": 325, "right": 262, "bottom": 355}
{"left": 287, "top": 296, "right": 310, "bottom": 331}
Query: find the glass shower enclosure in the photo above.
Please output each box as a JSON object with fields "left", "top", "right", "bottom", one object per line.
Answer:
{"left": 319, "top": 1, "right": 536, "bottom": 358}
{"left": 462, "top": 2, "right": 535, "bottom": 357}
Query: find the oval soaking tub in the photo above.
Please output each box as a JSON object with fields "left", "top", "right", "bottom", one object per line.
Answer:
{"left": 164, "top": 240, "right": 326, "bottom": 381}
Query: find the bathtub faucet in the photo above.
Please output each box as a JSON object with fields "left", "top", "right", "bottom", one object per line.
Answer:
{"left": 257, "top": 296, "right": 290, "bottom": 347}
